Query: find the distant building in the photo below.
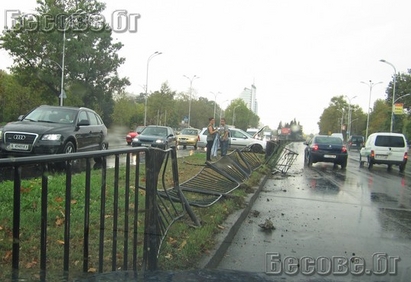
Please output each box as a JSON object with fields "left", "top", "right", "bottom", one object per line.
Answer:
{"left": 239, "top": 84, "right": 258, "bottom": 114}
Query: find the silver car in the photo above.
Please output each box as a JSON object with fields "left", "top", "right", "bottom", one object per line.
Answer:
{"left": 198, "top": 127, "right": 266, "bottom": 153}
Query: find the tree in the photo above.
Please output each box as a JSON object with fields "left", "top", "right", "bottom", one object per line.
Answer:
{"left": 0, "top": 70, "right": 42, "bottom": 122}
{"left": 318, "top": 95, "right": 366, "bottom": 139}
{"left": 0, "top": 0, "right": 130, "bottom": 126}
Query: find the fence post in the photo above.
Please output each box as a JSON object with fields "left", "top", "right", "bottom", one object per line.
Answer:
{"left": 143, "top": 149, "right": 162, "bottom": 271}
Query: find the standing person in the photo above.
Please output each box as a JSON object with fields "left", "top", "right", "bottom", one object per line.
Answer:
{"left": 206, "top": 117, "right": 218, "bottom": 162}
{"left": 219, "top": 118, "right": 229, "bottom": 156}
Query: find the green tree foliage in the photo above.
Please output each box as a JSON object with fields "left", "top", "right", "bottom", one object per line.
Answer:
{"left": 383, "top": 69, "right": 411, "bottom": 134}
{"left": 318, "top": 95, "right": 366, "bottom": 138}
{"left": 0, "top": 0, "right": 130, "bottom": 127}
{"left": 368, "top": 99, "right": 390, "bottom": 134}
{"left": 111, "top": 92, "right": 143, "bottom": 129}
{"left": 0, "top": 70, "right": 43, "bottom": 122}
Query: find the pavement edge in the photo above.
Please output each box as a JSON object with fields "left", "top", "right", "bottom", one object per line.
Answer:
{"left": 199, "top": 172, "right": 271, "bottom": 269}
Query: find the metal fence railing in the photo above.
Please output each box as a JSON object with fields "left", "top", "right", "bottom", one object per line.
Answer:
{"left": 0, "top": 147, "right": 193, "bottom": 281}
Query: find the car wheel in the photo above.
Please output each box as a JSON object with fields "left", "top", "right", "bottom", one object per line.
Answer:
{"left": 127, "top": 142, "right": 131, "bottom": 145}
{"left": 387, "top": 164, "right": 392, "bottom": 171}
{"left": 194, "top": 143, "right": 198, "bottom": 150}
{"left": 306, "top": 153, "right": 313, "bottom": 167}
{"left": 367, "top": 156, "right": 373, "bottom": 169}
{"left": 340, "top": 159, "right": 347, "bottom": 169}
{"left": 359, "top": 155, "right": 364, "bottom": 167}
{"left": 94, "top": 142, "right": 108, "bottom": 163}
{"left": 63, "top": 141, "right": 76, "bottom": 154}
{"left": 183, "top": 145, "right": 187, "bottom": 149}
{"left": 399, "top": 162, "right": 406, "bottom": 173}
{"left": 251, "top": 144, "right": 263, "bottom": 153}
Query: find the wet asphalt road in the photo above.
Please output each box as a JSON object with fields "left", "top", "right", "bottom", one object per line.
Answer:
{"left": 217, "top": 142, "right": 411, "bottom": 281}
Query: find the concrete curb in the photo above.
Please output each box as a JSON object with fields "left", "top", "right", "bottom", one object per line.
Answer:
{"left": 200, "top": 172, "right": 271, "bottom": 269}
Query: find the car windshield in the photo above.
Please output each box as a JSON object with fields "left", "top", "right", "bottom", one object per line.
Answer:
{"left": 181, "top": 128, "right": 197, "bottom": 135}
{"left": 142, "top": 127, "right": 167, "bottom": 136}
{"left": 24, "top": 108, "right": 77, "bottom": 124}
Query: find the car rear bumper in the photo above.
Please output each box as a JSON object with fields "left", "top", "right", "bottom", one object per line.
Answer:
{"left": 370, "top": 158, "right": 407, "bottom": 165}
{"left": 311, "top": 152, "right": 347, "bottom": 164}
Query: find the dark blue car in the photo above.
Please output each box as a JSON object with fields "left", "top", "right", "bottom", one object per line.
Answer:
{"left": 304, "top": 135, "right": 348, "bottom": 169}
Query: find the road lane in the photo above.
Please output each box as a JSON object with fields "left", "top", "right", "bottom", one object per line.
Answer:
{"left": 217, "top": 141, "right": 411, "bottom": 281}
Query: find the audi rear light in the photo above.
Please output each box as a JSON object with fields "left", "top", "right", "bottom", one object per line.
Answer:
{"left": 342, "top": 146, "right": 347, "bottom": 153}
{"left": 311, "top": 144, "right": 319, "bottom": 151}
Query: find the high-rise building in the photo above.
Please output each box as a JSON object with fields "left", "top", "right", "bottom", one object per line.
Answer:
{"left": 239, "top": 84, "right": 257, "bottom": 114}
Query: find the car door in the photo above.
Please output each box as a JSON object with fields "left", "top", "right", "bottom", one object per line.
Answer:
{"left": 87, "top": 111, "right": 104, "bottom": 151}
{"left": 167, "top": 127, "right": 177, "bottom": 147}
{"left": 229, "top": 129, "right": 248, "bottom": 150}
{"left": 75, "top": 110, "right": 93, "bottom": 151}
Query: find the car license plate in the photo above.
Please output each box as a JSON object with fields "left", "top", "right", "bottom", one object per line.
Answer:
{"left": 375, "top": 154, "right": 388, "bottom": 159}
{"left": 324, "top": 154, "right": 336, "bottom": 158}
{"left": 141, "top": 143, "right": 151, "bottom": 147}
{"left": 9, "top": 143, "right": 29, "bottom": 150}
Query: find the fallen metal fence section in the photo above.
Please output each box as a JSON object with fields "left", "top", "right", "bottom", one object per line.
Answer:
{"left": 271, "top": 147, "right": 299, "bottom": 174}
{"left": 265, "top": 141, "right": 299, "bottom": 174}
{"left": 157, "top": 149, "right": 264, "bottom": 208}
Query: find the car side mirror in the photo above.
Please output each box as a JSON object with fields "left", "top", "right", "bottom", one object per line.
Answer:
{"left": 78, "top": 119, "right": 90, "bottom": 126}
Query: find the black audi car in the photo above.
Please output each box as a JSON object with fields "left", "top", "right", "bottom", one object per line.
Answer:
{"left": 0, "top": 105, "right": 108, "bottom": 158}
{"left": 304, "top": 135, "right": 348, "bottom": 169}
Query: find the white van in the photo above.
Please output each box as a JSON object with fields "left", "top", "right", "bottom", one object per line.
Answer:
{"left": 359, "top": 132, "right": 408, "bottom": 172}
{"left": 331, "top": 133, "right": 344, "bottom": 141}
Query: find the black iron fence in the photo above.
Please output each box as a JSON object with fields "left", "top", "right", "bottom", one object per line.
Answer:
{"left": 0, "top": 147, "right": 190, "bottom": 281}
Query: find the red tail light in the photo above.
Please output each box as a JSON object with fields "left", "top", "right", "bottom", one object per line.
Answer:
{"left": 370, "top": 150, "right": 375, "bottom": 158}
{"left": 342, "top": 146, "right": 347, "bottom": 153}
{"left": 311, "top": 144, "right": 319, "bottom": 151}
{"left": 404, "top": 152, "right": 408, "bottom": 160}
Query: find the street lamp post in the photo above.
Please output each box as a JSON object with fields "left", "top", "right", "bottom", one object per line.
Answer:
{"left": 144, "top": 51, "right": 162, "bottom": 126}
{"left": 59, "top": 10, "right": 85, "bottom": 106}
{"left": 219, "top": 99, "right": 229, "bottom": 120}
{"left": 361, "top": 80, "right": 382, "bottom": 139}
{"left": 233, "top": 105, "right": 240, "bottom": 126}
{"left": 380, "top": 59, "right": 397, "bottom": 132}
{"left": 336, "top": 108, "right": 344, "bottom": 133}
{"left": 183, "top": 75, "right": 199, "bottom": 127}
{"left": 210, "top": 91, "right": 221, "bottom": 120}
{"left": 345, "top": 95, "right": 357, "bottom": 138}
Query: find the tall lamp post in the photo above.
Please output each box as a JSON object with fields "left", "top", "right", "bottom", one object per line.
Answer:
{"left": 233, "top": 105, "right": 240, "bottom": 126}
{"left": 183, "top": 75, "right": 199, "bottom": 127}
{"left": 144, "top": 51, "right": 162, "bottom": 126}
{"left": 380, "top": 59, "right": 397, "bottom": 132}
{"left": 219, "top": 99, "right": 229, "bottom": 120}
{"left": 361, "top": 80, "right": 382, "bottom": 139}
{"left": 210, "top": 91, "right": 221, "bottom": 120}
{"left": 59, "top": 10, "right": 85, "bottom": 106}
{"left": 345, "top": 95, "right": 357, "bottom": 138}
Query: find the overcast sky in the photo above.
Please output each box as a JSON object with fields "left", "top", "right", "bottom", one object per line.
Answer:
{"left": 1, "top": 0, "right": 411, "bottom": 133}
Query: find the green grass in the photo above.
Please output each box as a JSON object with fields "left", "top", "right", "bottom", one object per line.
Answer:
{"left": 0, "top": 150, "right": 267, "bottom": 279}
